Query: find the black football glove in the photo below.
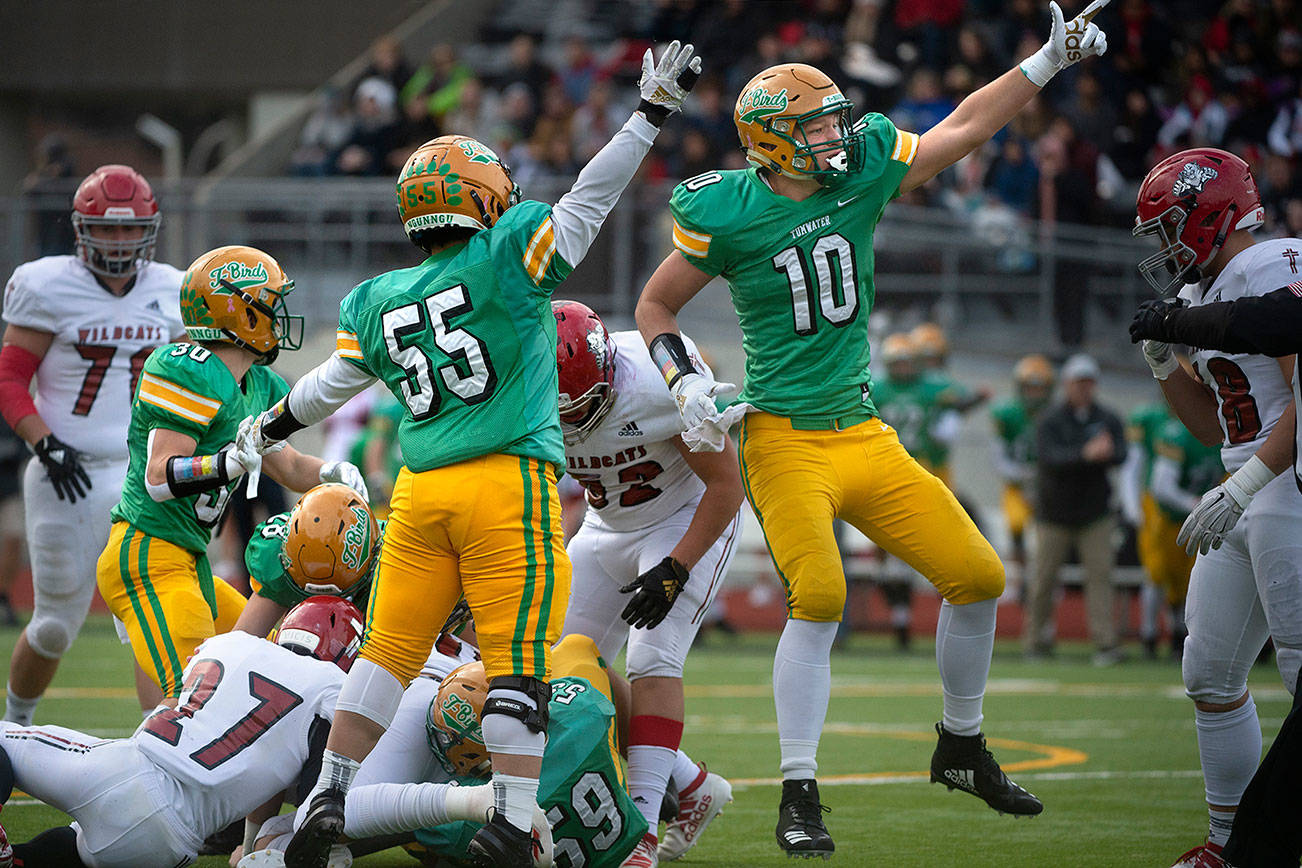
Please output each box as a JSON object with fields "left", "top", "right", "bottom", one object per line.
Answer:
{"left": 1129, "top": 297, "right": 1186, "bottom": 344}
{"left": 34, "top": 434, "right": 92, "bottom": 503}
{"left": 620, "top": 556, "right": 690, "bottom": 630}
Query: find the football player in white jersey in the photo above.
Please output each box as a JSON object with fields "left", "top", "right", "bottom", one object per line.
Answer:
{"left": 0, "top": 597, "right": 359, "bottom": 868}
{"left": 0, "top": 164, "right": 186, "bottom": 725}
{"left": 1130, "top": 147, "right": 1302, "bottom": 868}
{"left": 552, "top": 301, "right": 742, "bottom": 867}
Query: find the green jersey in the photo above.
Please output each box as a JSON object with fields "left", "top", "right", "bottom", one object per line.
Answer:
{"left": 1154, "top": 419, "right": 1225, "bottom": 521}
{"left": 1126, "top": 403, "right": 1173, "bottom": 488}
{"left": 112, "top": 342, "right": 289, "bottom": 553}
{"left": 245, "top": 512, "right": 383, "bottom": 609}
{"left": 871, "top": 373, "right": 950, "bottom": 465}
{"left": 669, "top": 114, "right": 919, "bottom": 423}
{"left": 416, "top": 676, "right": 647, "bottom": 867}
{"left": 337, "top": 199, "right": 571, "bottom": 472}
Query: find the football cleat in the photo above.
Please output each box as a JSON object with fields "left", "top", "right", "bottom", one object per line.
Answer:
{"left": 774, "top": 779, "right": 834, "bottom": 860}
{"left": 467, "top": 809, "right": 544, "bottom": 868}
{"left": 929, "top": 723, "right": 1043, "bottom": 816}
{"left": 659, "top": 764, "right": 733, "bottom": 861}
{"left": 1172, "top": 842, "right": 1228, "bottom": 867}
{"left": 621, "top": 831, "right": 659, "bottom": 867}
{"left": 283, "top": 787, "right": 346, "bottom": 868}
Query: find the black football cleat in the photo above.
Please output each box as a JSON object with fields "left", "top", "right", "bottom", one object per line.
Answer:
{"left": 467, "top": 810, "right": 538, "bottom": 867}
{"left": 929, "top": 722, "right": 1043, "bottom": 816}
{"left": 775, "top": 779, "right": 834, "bottom": 860}
{"left": 284, "top": 787, "right": 346, "bottom": 868}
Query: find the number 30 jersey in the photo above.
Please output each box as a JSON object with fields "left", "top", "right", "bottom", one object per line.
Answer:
{"left": 110, "top": 343, "right": 290, "bottom": 553}
{"left": 336, "top": 199, "right": 573, "bottom": 473}
{"left": 564, "top": 330, "right": 709, "bottom": 532}
{"left": 135, "top": 631, "right": 344, "bottom": 838}
{"left": 669, "top": 114, "right": 919, "bottom": 424}
{"left": 2, "top": 256, "right": 184, "bottom": 460}
{"left": 1177, "top": 238, "right": 1300, "bottom": 472}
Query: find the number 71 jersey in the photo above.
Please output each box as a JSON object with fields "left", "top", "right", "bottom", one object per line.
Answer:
{"left": 669, "top": 114, "right": 918, "bottom": 423}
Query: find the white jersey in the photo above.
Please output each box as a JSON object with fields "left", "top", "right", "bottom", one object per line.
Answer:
{"left": 1177, "top": 239, "right": 1300, "bottom": 472}
{"left": 135, "top": 631, "right": 343, "bottom": 836}
{"left": 2, "top": 256, "right": 184, "bottom": 459}
{"left": 418, "top": 632, "right": 481, "bottom": 680}
{"left": 563, "top": 331, "right": 708, "bottom": 532}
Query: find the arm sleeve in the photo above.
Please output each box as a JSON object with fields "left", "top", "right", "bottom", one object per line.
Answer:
{"left": 1151, "top": 454, "right": 1201, "bottom": 515}
{"left": 1118, "top": 446, "right": 1145, "bottom": 525}
{"left": 0, "top": 343, "right": 41, "bottom": 430}
{"left": 1162, "top": 286, "right": 1302, "bottom": 357}
{"left": 285, "top": 353, "right": 378, "bottom": 429}
{"left": 549, "top": 113, "right": 659, "bottom": 268}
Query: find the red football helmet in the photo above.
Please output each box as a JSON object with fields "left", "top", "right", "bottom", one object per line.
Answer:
{"left": 553, "top": 300, "right": 617, "bottom": 443}
{"left": 1133, "top": 148, "right": 1264, "bottom": 295}
{"left": 275, "top": 596, "right": 365, "bottom": 672}
{"left": 72, "top": 164, "right": 161, "bottom": 279}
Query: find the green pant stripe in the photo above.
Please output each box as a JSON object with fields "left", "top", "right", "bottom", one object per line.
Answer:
{"left": 737, "top": 420, "right": 794, "bottom": 607}
{"left": 362, "top": 558, "right": 383, "bottom": 645}
{"left": 513, "top": 457, "right": 539, "bottom": 674}
{"left": 118, "top": 529, "right": 168, "bottom": 694}
{"left": 136, "top": 535, "right": 184, "bottom": 696}
{"left": 531, "top": 462, "right": 556, "bottom": 679}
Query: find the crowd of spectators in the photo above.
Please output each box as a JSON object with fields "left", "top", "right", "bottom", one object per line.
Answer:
{"left": 289, "top": 0, "right": 1302, "bottom": 239}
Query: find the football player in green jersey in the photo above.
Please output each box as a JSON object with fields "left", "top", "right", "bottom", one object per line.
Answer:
{"left": 232, "top": 482, "right": 382, "bottom": 639}
{"left": 636, "top": 4, "right": 1110, "bottom": 856}
{"left": 990, "top": 354, "right": 1054, "bottom": 590}
{"left": 94, "top": 245, "right": 367, "bottom": 711}
{"left": 240, "top": 42, "right": 705, "bottom": 868}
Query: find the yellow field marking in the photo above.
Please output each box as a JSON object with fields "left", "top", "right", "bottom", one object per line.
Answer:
{"left": 686, "top": 680, "right": 1293, "bottom": 701}
{"left": 42, "top": 686, "right": 137, "bottom": 699}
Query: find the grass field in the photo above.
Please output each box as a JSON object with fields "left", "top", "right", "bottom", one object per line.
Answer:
{"left": 0, "top": 615, "right": 1291, "bottom": 867}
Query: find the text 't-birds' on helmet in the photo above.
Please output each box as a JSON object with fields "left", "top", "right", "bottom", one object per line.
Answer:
{"left": 72, "top": 164, "right": 161, "bottom": 279}
{"left": 910, "top": 323, "right": 948, "bottom": 367}
{"left": 553, "top": 300, "right": 617, "bottom": 444}
{"left": 734, "top": 63, "right": 863, "bottom": 179}
{"left": 426, "top": 660, "right": 492, "bottom": 777}
{"left": 179, "top": 245, "right": 304, "bottom": 365}
{"left": 281, "top": 483, "right": 379, "bottom": 603}
{"left": 396, "top": 136, "right": 522, "bottom": 248}
{"left": 276, "top": 596, "right": 365, "bottom": 672}
{"left": 1133, "top": 148, "right": 1264, "bottom": 295}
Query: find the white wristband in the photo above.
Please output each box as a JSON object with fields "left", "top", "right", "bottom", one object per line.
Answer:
{"left": 1019, "top": 44, "right": 1061, "bottom": 88}
{"left": 1227, "top": 454, "right": 1276, "bottom": 501}
{"left": 1149, "top": 354, "right": 1180, "bottom": 380}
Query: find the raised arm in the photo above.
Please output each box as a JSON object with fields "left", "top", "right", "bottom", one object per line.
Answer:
{"left": 1131, "top": 287, "right": 1302, "bottom": 358}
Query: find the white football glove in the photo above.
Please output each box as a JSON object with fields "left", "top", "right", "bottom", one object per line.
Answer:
{"left": 671, "top": 372, "right": 738, "bottom": 431}
{"left": 1141, "top": 339, "right": 1180, "bottom": 380}
{"left": 637, "top": 40, "right": 702, "bottom": 126}
{"left": 1176, "top": 455, "right": 1274, "bottom": 555}
{"left": 235, "top": 414, "right": 287, "bottom": 496}
{"left": 320, "top": 460, "right": 369, "bottom": 503}
{"left": 1020, "top": 0, "right": 1110, "bottom": 87}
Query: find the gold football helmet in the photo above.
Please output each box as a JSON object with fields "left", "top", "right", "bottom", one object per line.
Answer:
{"left": 1013, "top": 354, "right": 1055, "bottom": 408}
{"left": 426, "top": 661, "right": 492, "bottom": 777}
{"left": 396, "top": 136, "right": 521, "bottom": 247}
{"left": 734, "top": 63, "right": 862, "bottom": 178}
{"left": 280, "top": 484, "right": 379, "bottom": 602}
{"left": 911, "top": 323, "right": 948, "bottom": 367}
{"left": 179, "top": 245, "right": 303, "bottom": 364}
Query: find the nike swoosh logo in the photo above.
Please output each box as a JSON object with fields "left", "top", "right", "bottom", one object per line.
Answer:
{"left": 838, "top": 195, "right": 861, "bottom": 206}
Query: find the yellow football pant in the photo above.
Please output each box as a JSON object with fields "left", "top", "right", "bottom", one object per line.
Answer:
{"left": 551, "top": 633, "right": 624, "bottom": 784}
{"left": 738, "top": 413, "right": 1004, "bottom": 621}
{"left": 1002, "top": 483, "right": 1032, "bottom": 539}
{"left": 1138, "top": 493, "right": 1194, "bottom": 606}
{"left": 361, "top": 454, "right": 570, "bottom": 685}
{"left": 96, "top": 522, "right": 247, "bottom": 697}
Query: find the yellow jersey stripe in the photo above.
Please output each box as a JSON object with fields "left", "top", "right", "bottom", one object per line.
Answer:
{"left": 138, "top": 389, "right": 213, "bottom": 425}
{"left": 892, "top": 130, "right": 920, "bottom": 165}
{"left": 672, "top": 221, "right": 710, "bottom": 258}
{"left": 138, "top": 372, "right": 222, "bottom": 412}
{"left": 523, "top": 218, "right": 556, "bottom": 284}
{"left": 528, "top": 234, "right": 557, "bottom": 285}
{"left": 336, "top": 332, "right": 365, "bottom": 361}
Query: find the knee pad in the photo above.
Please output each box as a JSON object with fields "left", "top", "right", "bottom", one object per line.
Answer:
{"left": 1182, "top": 633, "right": 1253, "bottom": 705}
{"left": 484, "top": 676, "right": 551, "bottom": 734}
{"left": 1274, "top": 644, "right": 1302, "bottom": 697}
{"left": 625, "top": 638, "right": 685, "bottom": 681}
{"left": 25, "top": 613, "right": 75, "bottom": 660}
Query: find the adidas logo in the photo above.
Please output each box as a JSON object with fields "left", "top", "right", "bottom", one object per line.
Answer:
{"left": 618, "top": 420, "right": 643, "bottom": 437}
{"left": 784, "top": 830, "right": 813, "bottom": 844}
{"left": 146, "top": 300, "right": 162, "bottom": 312}
{"left": 943, "top": 768, "right": 976, "bottom": 792}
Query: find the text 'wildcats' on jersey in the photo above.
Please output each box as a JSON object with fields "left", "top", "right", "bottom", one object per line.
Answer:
{"left": 566, "top": 331, "right": 710, "bottom": 532}
{"left": 1177, "top": 238, "right": 1302, "bottom": 472}
{"left": 2, "top": 256, "right": 184, "bottom": 459}
{"left": 111, "top": 342, "right": 290, "bottom": 553}
{"left": 669, "top": 114, "right": 919, "bottom": 422}
{"left": 336, "top": 199, "right": 574, "bottom": 473}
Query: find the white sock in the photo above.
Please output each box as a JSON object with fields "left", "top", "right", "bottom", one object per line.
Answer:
{"left": 3, "top": 687, "right": 38, "bottom": 726}
{"left": 936, "top": 599, "right": 996, "bottom": 736}
{"left": 1196, "top": 697, "right": 1260, "bottom": 813}
{"left": 296, "top": 749, "right": 363, "bottom": 831}
{"left": 1208, "top": 808, "right": 1236, "bottom": 849}
{"left": 1140, "top": 583, "right": 1161, "bottom": 642}
{"left": 671, "top": 749, "right": 704, "bottom": 794}
{"left": 343, "top": 782, "right": 453, "bottom": 838}
{"left": 774, "top": 619, "right": 837, "bottom": 780}
{"left": 628, "top": 744, "right": 675, "bottom": 830}
{"left": 492, "top": 772, "right": 541, "bottom": 833}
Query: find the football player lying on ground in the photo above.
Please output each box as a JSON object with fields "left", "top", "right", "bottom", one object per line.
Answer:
{"left": 552, "top": 301, "right": 740, "bottom": 867}
{"left": 234, "top": 483, "right": 382, "bottom": 638}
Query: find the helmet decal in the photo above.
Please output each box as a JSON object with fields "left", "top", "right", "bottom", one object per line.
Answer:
{"left": 208, "top": 260, "right": 269, "bottom": 292}
{"left": 440, "top": 689, "right": 480, "bottom": 736}
{"left": 737, "top": 86, "right": 790, "bottom": 123}
{"left": 339, "top": 505, "right": 372, "bottom": 572}
{"left": 457, "top": 140, "right": 501, "bottom": 165}
{"left": 1172, "top": 162, "right": 1219, "bottom": 196}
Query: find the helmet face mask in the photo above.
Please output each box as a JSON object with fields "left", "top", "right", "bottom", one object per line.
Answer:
{"left": 180, "top": 245, "right": 304, "bottom": 364}
{"left": 767, "top": 100, "right": 863, "bottom": 177}
{"left": 1133, "top": 203, "right": 1203, "bottom": 295}
{"left": 735, "top": 64, "right": 864, "bottom": 181}
{"left": 72, "top": 165, "right": 161, "bottom": 279}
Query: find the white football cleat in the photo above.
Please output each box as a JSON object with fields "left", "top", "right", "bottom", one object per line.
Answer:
{"left": 621, "top": 831, "right": 659, "bottom": 867}
{"left": 658, "top": 765, "right": 733, "bottom": 861}
{"left": 1172, "top": 842, "right": 1227, "bottom": 868}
